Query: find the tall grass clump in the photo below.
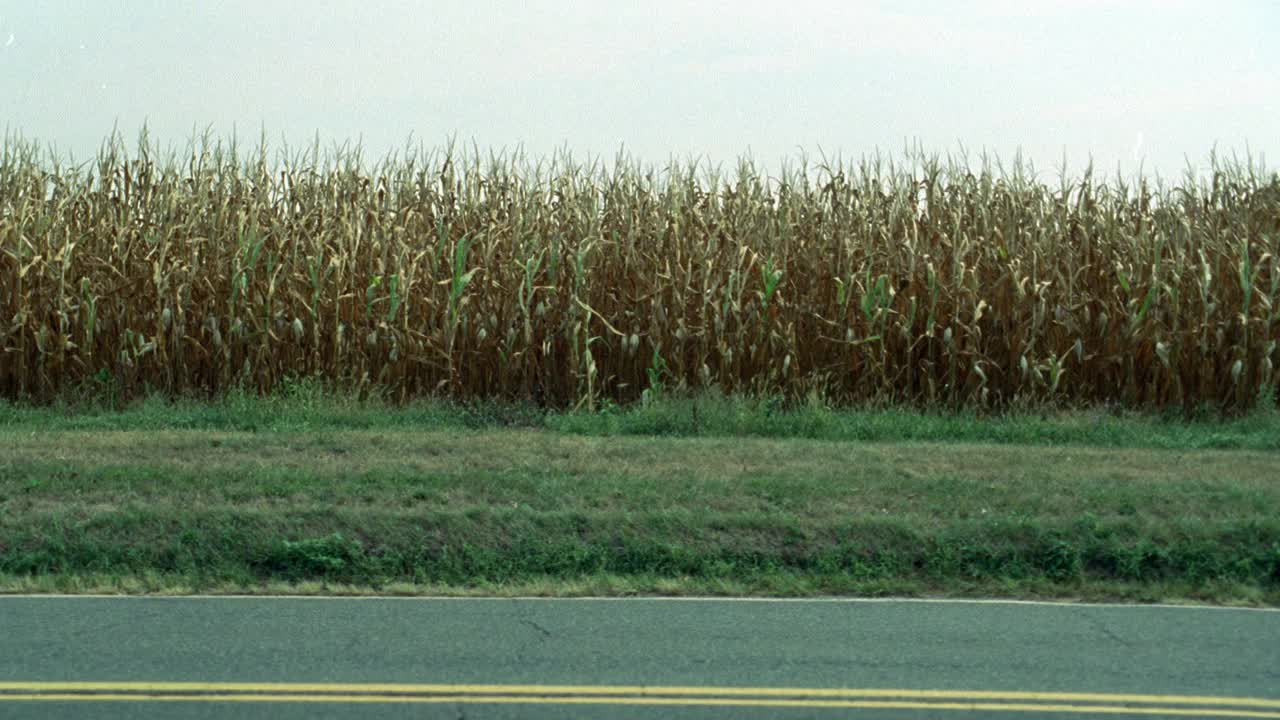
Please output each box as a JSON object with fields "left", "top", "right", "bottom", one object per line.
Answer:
{"left": 2, "top": 132, "right": 1277, "bottom": 411}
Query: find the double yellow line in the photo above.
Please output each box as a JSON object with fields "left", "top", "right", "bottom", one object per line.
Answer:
{"left": 1, "top": 683, "right": 1278, "bottom": 716}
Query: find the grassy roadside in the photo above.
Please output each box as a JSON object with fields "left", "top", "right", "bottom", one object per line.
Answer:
{"left": 5, "top": 389, "right": 1280, "bottom": 449}
{"left": 2, "top": 396, "right": 1278, "bottom": 604}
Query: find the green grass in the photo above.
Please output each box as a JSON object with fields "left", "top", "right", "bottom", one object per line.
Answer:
{"left": 4, "top": 387, "right": 1280, "bottom": 450}
{"left": 2, "top": 394, "right": 1278, "bottom": 604}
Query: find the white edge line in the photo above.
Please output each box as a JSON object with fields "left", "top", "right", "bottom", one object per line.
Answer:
{"left": 0, "top": 595, "right": 1276, "bottom": 611}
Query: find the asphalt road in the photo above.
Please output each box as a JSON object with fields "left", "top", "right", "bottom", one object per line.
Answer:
{"left": 1, "top": 596, "right": 1276, "bottom": 719}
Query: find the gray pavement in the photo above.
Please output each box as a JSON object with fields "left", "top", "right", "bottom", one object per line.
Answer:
{"left": 1, "top": 596, "right": 1277, "bottom": 718}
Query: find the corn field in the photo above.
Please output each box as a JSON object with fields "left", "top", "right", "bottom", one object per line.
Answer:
{"left": 2, "top": 134, "right": 1278, "bottom": 410}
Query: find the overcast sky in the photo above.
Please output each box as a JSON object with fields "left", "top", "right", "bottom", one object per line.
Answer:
{"left": 2, "top": 1, "right": 1276, "bottom": 177}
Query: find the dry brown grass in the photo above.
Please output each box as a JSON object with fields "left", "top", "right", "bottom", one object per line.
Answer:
{"left": 2, "top": 134, "right": 1277, "bottom": 409}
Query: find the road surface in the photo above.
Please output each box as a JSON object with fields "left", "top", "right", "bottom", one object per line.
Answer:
{"left": 1, "top": 596, "right": 1277, "bottom": 718}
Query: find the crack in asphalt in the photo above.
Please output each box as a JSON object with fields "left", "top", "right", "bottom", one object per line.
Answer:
{"left": 1080, "top": 610, "right": 1133, "bottom": 649}
{"left": 520, "top": 618, "right": 553, "bottom": 639}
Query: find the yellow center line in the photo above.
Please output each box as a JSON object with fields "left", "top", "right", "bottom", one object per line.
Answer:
{"left": 1, "top": 682, "right": 1277, "bottom": 708}
{"left": 0, "top": 694, "right": 1279, "bottom": 717}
